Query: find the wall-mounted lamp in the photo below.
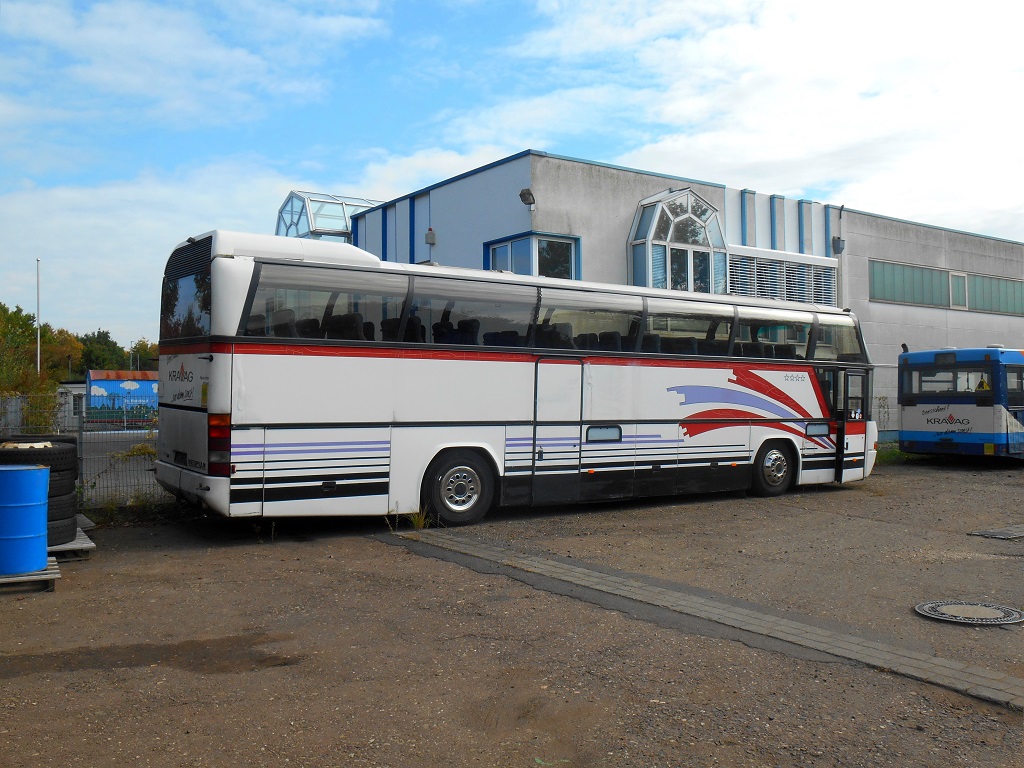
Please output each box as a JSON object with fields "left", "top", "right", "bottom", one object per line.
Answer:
{"left": 831, "top": 235, "right": 846, "bottom": 255}
{"left": 424, "top": 227, "right": 436, "bottom": 245}
{"left": 519, "top": 188, "right": 536, "bottom": 211}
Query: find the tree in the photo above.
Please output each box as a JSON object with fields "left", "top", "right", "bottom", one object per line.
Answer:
{"left": 128, "top": 338, "right": 159, "bottom": 371}
{"left": 78, "top": 329, "right": 129, "bottom": 373}
{"left": 42, "top": 327, "right": 84, "bottom": 381}
{"left": 0, "top": 302, "right": 87, "bottom": 391}
{"left": 0, "top": 303, "right": 40, "bottom": 391}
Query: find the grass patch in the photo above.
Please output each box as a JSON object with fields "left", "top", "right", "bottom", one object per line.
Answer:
{"left": 402, "top": 507, "right": 432, "bottom": 530}
{"left": 86, "top": 494, "right": 200, "bottom": 527}
{"left": 875, "top": 442, "right": 910, "bottom": 465}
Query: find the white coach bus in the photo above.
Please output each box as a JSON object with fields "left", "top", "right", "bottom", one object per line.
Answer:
{"left": 156, "top": 230, "right": 877, "bottom": 525}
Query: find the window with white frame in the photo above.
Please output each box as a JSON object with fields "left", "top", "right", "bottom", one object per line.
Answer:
{"left": 629, "top": 189, "right": 727, "bottom": 295}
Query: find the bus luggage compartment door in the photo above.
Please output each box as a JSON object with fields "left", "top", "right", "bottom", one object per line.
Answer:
{"left": 532, "top": 358, "right": 583, "bottom": 506}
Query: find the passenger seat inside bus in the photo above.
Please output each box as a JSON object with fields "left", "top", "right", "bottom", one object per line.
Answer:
{"left": 381, "top": 316, "right": 425, "bottom": 342}
{"left": 245, "top": 314, "right": 266, "bottom": 336}
{"left": 662, "top": 337, "right": 697, "bottom": 355}
{"left": 295, "top": 318, "right": 321, "bottom": 338}
{"left": 536, "top": 323, "right": 576, "bottom": 349}
{"left": 323, "top": 312, "right": 367, "bottom": 340}
{"left": 598, "top": 331, "right": 622, "bottom": 351}
{"left": 457, "top": 319, "right": 480, "bottom": 345}
{"left": 272, "top": 309, "right": 298, "bottom": 337}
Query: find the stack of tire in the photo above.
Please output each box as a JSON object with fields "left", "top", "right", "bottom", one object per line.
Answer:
{"left": 0, "top": 436, "right": 78, "bottom": 547}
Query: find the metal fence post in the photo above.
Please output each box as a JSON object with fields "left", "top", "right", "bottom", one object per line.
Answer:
{"left": 76, "top": 393, "right": 85, "bottom": 485}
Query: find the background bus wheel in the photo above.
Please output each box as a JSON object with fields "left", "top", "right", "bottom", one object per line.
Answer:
{"left": 425, "top": 450, "right": 493, "bottom": 526}
{"left": 751, "top": 442, "right": 793, "bottom": 497}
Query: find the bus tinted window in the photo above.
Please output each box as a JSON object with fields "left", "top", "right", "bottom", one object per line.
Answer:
{"left": 537, "top": 288, "right": 642, "bottom": 351}
{"left": 811, "top": 317, "right": 865, "bottom": 362}
{"left": 735, "top": 306, "right": 814, "bottom": 359}
{"left": 409, "top": 276, "right": 537, "bottom": 347}
{"left": 160, "top": 270, "right": 211, "bottom": 340}
{"left": 245, "top": 264, "right": 407, "bottom": 340}
{"left": 646, "top": 297, "right": 733, "bottom": 356}
{"left": 1008, "top": 367, "right": 1024, "bottom": 407}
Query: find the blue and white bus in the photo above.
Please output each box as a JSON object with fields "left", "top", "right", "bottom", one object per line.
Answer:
{"left": 898, "top": 346, "right": 1024, "bottom": 457}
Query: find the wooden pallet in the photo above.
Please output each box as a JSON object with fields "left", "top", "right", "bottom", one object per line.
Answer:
{"left": 49, "top": 529, "right": 96, "bottom": 562}
{"left": 76, "top": 513, "right": 96, "bottom": 532}
{"left": 0, "top": 557, "right": 61, "bottom": 593}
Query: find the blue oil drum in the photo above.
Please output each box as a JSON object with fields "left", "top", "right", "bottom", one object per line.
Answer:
{"left": 0, "top": 464, "right": 50, "bottom": 576}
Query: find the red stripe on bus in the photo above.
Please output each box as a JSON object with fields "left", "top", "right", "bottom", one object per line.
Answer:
{"left": 159, "top": 341, "right": 232, "bottom": 355}
{"left": 229, "top": 343, "right": 538, "bottom": 363}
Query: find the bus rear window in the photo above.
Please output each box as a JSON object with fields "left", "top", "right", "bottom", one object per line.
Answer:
{"left": 160, "top": 270, "right": 211, "bottom": 340}
{"left": 903, "top": 366, "right": 993, "bottom": 395}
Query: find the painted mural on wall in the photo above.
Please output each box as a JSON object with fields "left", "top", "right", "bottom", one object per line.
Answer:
{"left": 86, "top": 370, "right": 160, "bottom": 410}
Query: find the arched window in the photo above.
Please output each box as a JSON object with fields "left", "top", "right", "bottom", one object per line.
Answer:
{"left": 629, "top": 189, "right": 727, "bottom": 295}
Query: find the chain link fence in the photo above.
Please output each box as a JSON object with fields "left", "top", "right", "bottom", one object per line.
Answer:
{"left": 1, "top": 392, "right": 170, "bottom": 510}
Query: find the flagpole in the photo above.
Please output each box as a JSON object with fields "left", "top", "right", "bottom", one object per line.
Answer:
{"left": 36, "top": 258, "right": 41, "bottom": 374}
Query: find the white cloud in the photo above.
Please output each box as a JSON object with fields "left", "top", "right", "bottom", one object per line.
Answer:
{"left": 0, "top": 158, "right": 303, "bottom": 346}
{"left": 509, "top": 0, "right": 1024, "bottom": 240}
{"left": 342, "top": 146, "right": 519, "bottom": 201}
{"left": 0, "top": 0, "right": 387, "bottom": 127}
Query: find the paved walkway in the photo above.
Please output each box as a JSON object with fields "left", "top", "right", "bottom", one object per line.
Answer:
{"left": 400, "top": 528, "right": 1024, "bottom": 710}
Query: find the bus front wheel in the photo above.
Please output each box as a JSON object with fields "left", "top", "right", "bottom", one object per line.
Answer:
{"left": 424, "top": 450, "right": 494, "bottom": 526}
{"left": 750, "top": 442, "right": 794, "bottom": 497}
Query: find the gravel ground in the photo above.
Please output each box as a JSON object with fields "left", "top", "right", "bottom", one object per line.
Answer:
{"left": 1, "top": 456, "right": 1022, "bottom": 767}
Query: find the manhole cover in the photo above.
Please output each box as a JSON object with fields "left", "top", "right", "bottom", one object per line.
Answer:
{"left": 915, "top": 600, "right": 1024, "bottom": 625}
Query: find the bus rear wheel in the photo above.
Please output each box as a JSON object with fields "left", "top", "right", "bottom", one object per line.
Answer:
{"left": 750, "top": 442, "right": 794, "bottom": 497}
{"left": 424, "top": 450, "right": 494, "bottom": 526}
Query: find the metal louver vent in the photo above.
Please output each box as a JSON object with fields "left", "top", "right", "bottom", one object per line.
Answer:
{"left": 164, "top": 236, "right": 213, "bottom": 280}
{"left": 727, "top": 253, "right": 837, "bottom": 306}
{"left": 756, "top": 259, "right": 783, "bottom": 299}
{"left": 728, "top": 256, "right": 756, "bottom": 296}
{"left": 812, "top": 266, "right": 837, "bottom": 305}
{"left": 785, "top": 263, "right": 810, "bottom": 302}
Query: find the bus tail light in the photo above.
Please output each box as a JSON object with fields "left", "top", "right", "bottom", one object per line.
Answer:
{"left": 208, "top": 413, "right": 232, "bottom": 477}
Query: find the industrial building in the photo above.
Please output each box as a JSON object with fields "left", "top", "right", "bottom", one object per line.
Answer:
{"left": 279, "top": 150, "right": 1024, "bottom": 435}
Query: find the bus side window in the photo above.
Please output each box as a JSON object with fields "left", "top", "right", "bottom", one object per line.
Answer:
{"left": 1009, "top": 367, "right": 1024, "bottom": 407}
{"left": 815, "top": 369, "right": 836, "bottom": 416}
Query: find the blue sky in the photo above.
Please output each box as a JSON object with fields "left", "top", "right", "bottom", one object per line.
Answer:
{"left": 3, "top": 0, "right": 1024, "bottom": 347}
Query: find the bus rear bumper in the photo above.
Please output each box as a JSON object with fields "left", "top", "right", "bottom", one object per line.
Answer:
{"left": 898, "top": 438, "right": 1014, "bottom": 457}
{"left": 155, "top": 461, "right": 235, "bottom": 516}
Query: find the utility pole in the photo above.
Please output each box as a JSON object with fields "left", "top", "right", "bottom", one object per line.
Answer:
{"left": 36, "top": 258, "right": 41, "bottom": 374}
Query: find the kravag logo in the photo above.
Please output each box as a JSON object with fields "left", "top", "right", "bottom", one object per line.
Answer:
{"left": 926, "top": 413, "right": 970, "bottom": 426}
{"left": 168, "top": 362, "right": 194, "bottom": 383}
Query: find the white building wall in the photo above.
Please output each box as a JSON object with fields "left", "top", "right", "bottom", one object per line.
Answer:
{"left": 346, "top": 151, "right": 1024, "bottom": 440}
{"left": 842, "top": 210, "right": 1024, "bottom": 432}
{"left": 530, "top": 154, "right": 726, "bottom": 284}
{"left": 421, "top": 155, "right": 533, "bottom": 269}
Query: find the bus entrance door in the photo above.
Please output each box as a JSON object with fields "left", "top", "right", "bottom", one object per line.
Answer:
{"left": 1007, "top": 409, "right": 1024, "bottom": 455}
{"left": 532, "top": 358, "right": 583, "bottom": 505}
{"left": 838, "top": 370, "right": 869, "bottom": 483}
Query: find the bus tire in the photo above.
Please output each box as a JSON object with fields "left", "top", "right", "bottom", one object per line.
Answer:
{"left": 423, "top": 450, "right": 494, "bottom": 527}
{"left": 750, "top": 441, "right": 794, "bottom": 497}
